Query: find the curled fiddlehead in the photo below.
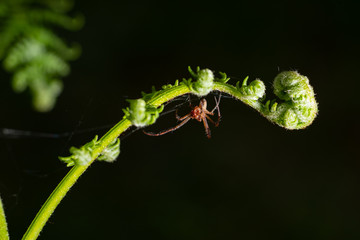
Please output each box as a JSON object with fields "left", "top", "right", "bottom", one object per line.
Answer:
{"left": 0, "top": 0, "right": 83, "bottom": 112}
{"left": 212, "top": 69, "right": 318, "bottom": 130}
{"left": 260, "top": 71, "right": 318, "bottom": 129}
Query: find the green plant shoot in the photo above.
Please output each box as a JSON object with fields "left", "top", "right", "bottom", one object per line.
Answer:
{"left": 22, "top": 67, "right": 318, "bottom": 240}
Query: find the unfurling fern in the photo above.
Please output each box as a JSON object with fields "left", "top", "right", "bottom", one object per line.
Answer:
{"left": 0, "top": 0, "right": 83, "bottom": 112}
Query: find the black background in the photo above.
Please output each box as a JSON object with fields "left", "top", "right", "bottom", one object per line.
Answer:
{"left": 1, "top": 0, "right": 360, "bottom": 239}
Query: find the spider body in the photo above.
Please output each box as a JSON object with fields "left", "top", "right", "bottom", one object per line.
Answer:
{"left": 144, "top": 96, "right": 221, "bottom": 138}
{"left": 190, "top": 102, "right": 204, "bottom": 122}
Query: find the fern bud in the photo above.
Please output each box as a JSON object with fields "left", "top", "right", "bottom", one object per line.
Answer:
{"left": 264, "top": 71, "right": 318, "bottom": 129}
{"left": 123, "top": 99, "right": 164, "bottom": 127}
{"left": 126, "top": 99, "right": 147, "bottom": 126}
{"left": 190, "top": 68, "right": 214, "bottom": 96}
{"left": 239, "top": 78, "right": 266, "bottom": 100}
{"left": 98, "top": 138, "right": 120, "bottom": 163}
{"left": 59, "top": 136, "right": 100, "bottom": 167}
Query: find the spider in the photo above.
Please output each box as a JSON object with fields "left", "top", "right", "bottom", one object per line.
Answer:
{"left": 143, "top": 95, "right": 221, "bottom": 138}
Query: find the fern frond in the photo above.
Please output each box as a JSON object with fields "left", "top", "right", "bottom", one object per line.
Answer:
{"left": 0, "top": 19, "right": 26, "bottom": 58}
{"left": 31, "top": 27, "right": 81, "bottom": 60}
{"left": 3, "top": 38, "right": 46, "bottom": 71}
{"left": 39, "top": 0, "right": 75, "bottom": 13}
{"left": 0, "top": 0, "right": 82, "bottom": 112}
{"left": 28, "top": 9, "right": 84, "bottom": 31}
{"left": 31, "top": 77, "right": 63, "bottom": 112}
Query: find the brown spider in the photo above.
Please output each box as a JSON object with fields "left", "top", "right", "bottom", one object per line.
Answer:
{"left": 143, "top": 96, "right": 221, "bottom": 138}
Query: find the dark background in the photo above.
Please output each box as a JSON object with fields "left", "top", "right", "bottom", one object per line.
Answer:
{"left": 1, "top": 0, "right": 360, "bottom": 239}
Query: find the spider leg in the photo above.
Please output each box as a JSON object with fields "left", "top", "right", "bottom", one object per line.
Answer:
{"left": 176, "top": 111, "right": 190, "bottom": 121}
{"left": 175, "top": 109, "right": 181, "bottom": 120}
{"left": 205, "top": 114, "right": 218, "bottom": 127}
{"left": 211, "top": 94, "right": 221, "bottom": 126}
{"left": 210, "top": 94, "right": 221, "bottom": 114}
{"left": 204, "top": 109, "right": 214, "bottom": 116}
{"left": 143, "top": 116, "right": 191, "bottom": 136}
{"left": 201, "top": 99, "right": 214, "bottom": 117}
{"left": 203, "top": 95, "right": 221, "bottom": 127}
{"left": 188, "top": 94, "right": 193, "bottom": 108}
{"left": 201, "top": 115, "right": 212, "bottom": 139}
{"left": 200, "top": 98, "right": 208, "bottom": 110}
{"left": 203, "top": 95, "right": 221, "bottom": 115}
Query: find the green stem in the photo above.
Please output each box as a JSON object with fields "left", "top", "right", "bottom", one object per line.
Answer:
{"left": 21, "top": 82, "right": 266, "bottom": 240}
{"left": 0, "top": 197, "right": 10, "bottom": 240}
{"left": 21, "top": 85, "right": 191, "bottom": 240}
{"left": 213, "top": 82, "right": 263, "bottom": 112}
{"left": 147, "top": 84, "right": 190, "bottom": 106}
{"left": 22, "top": 69, "right": 317, "bottom": 239}
{"left": 22, "top": 119, "right": 132, "bottom": 240}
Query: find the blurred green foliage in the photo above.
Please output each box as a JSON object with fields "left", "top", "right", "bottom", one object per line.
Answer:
{"left": 0, "top": 0, "right": 83, "bottom": 112}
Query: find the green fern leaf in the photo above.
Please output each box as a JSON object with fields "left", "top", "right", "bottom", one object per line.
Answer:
{"left": 0, "top": 0, "right": 83, "bottom": 112}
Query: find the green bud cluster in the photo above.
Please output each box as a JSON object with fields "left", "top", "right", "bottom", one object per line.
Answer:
{"left": 59, "top": 136, "right": 121, "bottom": 166}
{"left": 123, "top": 99, "right": 164, "bottom": 127}
{"left": 59, "top": 136, "right": 100, "bottom": 166}
{"left": 237, "top": 77, "right": 266, "bottom": 101}
{"left": 263, "top": 71, "right": 318, "bottom": 129}
{"left": 188, "top": 66, "right": 215, "bottom": 96}
{"left": 97, "top": 138, "right": 120, "bottom": 163}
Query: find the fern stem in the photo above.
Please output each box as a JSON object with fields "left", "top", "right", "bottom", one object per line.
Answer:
{"left": 22, "top": 119, "right": 132, "bottom": 240}
{"left": 212, "top": 82, "right": 263, "bottom": 112}
{"left": 22, "top": 165, "right": 86, "bottom": 240}
{"left": 21, "top": 86, "right": 191, "bottom": 240}
{"left": 147, "top": 84, "right": 190, "bottom": 106}
{"left": 22, "top": 68, "right": 317, "bottom": 239}
{"left": 0, "top": 197, "right": 10, "bottom": 240}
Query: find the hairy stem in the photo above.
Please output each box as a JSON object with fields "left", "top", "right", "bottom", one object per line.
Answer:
{"left": 213, "top": 82, "right": 263, "bottom": 111}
